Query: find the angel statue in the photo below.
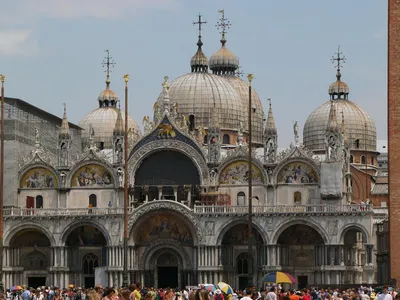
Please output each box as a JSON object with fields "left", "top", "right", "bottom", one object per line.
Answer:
{"left": 162, "top": 76, "right": 170, "bottom": 93}
{"left": 153, "top": 101, "right": 163, "bottom": 123}
{"left": 195, "top": 126, "right": 206, "bottom": 144}
{"left": 142, "top": 116, "right": 153, "bottom": 135}
{"left": 34, "top": 128, "right": 40, "bottom": 144}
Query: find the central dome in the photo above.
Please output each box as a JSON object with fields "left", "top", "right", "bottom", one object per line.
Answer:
{"left": 157, "top": 72, "right": 244, "bottom": 131}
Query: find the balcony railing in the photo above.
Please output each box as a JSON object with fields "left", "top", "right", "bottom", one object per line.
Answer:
{"left": 4, "top": 207, "right": 124, "bottom": 217}
{"left": 3, "top": 203, "right": 378, "bottom": 218}
{"left": 193, "top": 204, "right": 373, "bottom": 215}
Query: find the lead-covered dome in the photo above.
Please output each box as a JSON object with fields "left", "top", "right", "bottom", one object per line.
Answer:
{"left": 303, "top": 70, "right": 376, "bottom": 152}
{"left": 157, "top": 72, "right": 244, "bottom": 130}
{"left": 80, "top": 81, "right": 141, "bottom": 150}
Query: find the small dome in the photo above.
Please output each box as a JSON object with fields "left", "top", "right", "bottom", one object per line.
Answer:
{"left": 79, "top": 107, "right": 141, "bottom": 149}
{"left": 190, "top": 39, "right": 208, "bottom": 73}
{"left": 328, "top": 70, "right": 350, "bottom": 97}
{"left": 156, "top": 72, "right": 244, "bottom": 131}
{"left": 303, "top": 99, "right": 376, "bottom": 152}
{"left": 98, "top": 82, "right": 119, "bottom": 107}
{"left": 223, "top": 76, "right": 264, "bottom": 146}
{"left": 209, "top": 45, "right": 239, "bottom": 75}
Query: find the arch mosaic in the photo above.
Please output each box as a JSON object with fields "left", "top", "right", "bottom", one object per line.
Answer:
{"left": 218, "top": 159, "right": 266, "bottom": 185}
{"left": 128, "top": 201, "right": 202, "bottom": 245}
{"left": 275, "top": 160, "right": 319, "bottom": 184}
{"left": 70, "top": 164, "right": 114, "bottom": 188}
{"left": 339, "top": 223, "right": 370, "bottom": 244}
{"left": 59, "top": 220, "right": 112, "bottom": 246}
{"left": 20, "top": 166, "right": 59, "bottom": 189}
{"left": 128, "top": 140, "right": 209, "bottom": 186}
{"left": 139, "top": 239, "right": 192, "bottom": 270}
{"left": 216, "top": 218, "right": 269, "bottom": 245}
{"left": 4, "top": 222, "right": 56, "bottom": 247}
{"left": 270, "top": 219, "right": 329, "bottom": 244}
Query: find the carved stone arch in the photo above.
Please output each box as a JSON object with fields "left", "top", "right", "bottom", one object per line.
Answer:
{"left": 218, "top": 156, "right": 267, "bottom": 185}
{"left": 67, "top": 159, "right": 118, "bottom": 188}
{"left": 339, "top": 223, "right": 370, "bottom": 244}
{"left": 139, "top": 239, "right": 192, "bottom": 270}
{"left": 128, "top": 140, "right": 209, "bottom": 185}
{"left": 273, "top": 157, "right": 320, "bottom": 185}
{"left": 271, "top": 219, "right": 329, "bottom": 244}
{"left": 4, "top": 222, "right": 56, "bottom": 247}
{"left": 60, "top": 220, "right": 112, "bottom": 246}
{"left": 128, "top": 200, "right": 202, "bottom": 245}
{"left": 19, "top": 163, "right": 61, "bottom": 189}
{"left": 216, "top": 218, "right": 269, "bottom": 245}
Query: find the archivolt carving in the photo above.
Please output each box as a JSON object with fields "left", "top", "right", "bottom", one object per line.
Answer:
{"left": 128, "top": 140, "right": 209, "bottom": 185}
{"left": 128, "top": 201, "right": 203, "bottom": 244}
{"left": 139, "top": 238, "right": 192, "bottom": 270}
{"left": 18, "top": 161, "right": 61, "bottom": 189}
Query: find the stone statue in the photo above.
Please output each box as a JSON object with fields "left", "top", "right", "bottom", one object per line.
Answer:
{"left": 266, "top": 139, "right": 275, "bottom": 163}
{"left": 35, "top": 128, "right": 40, "bottom": 144}
{"left": 162, "top": 76, "right": 170, "bottom": 93}
{"left": 210, "top": 168, "right": 218, "bottom": 186}
{"left": 293, "top": 121, "right": 299, "bottom": 138}
{"left": 142, "top": 116, "right": 153, "bottom": 135}
{"left": 238, "top": 121, "right": 244, "bottom": 146}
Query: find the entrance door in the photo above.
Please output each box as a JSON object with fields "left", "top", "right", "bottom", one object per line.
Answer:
{"left": 85, "top": 277, "right": 95, "bottom": 288}
{"left": 158, "top": 267, "right": 178, "bottom": 288}
{"left": 298, "top": 276, "right": 308, "bottom": 289}
{"left": 28, "top": 277, "right": 46, "bottom": 288}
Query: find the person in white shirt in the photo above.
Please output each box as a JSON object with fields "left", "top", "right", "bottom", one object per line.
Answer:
{"left": 378, "top": 286, "right": 393, "bottom": 300}
{"left": 266, "top": 287, "right": 277, "bottom": 300}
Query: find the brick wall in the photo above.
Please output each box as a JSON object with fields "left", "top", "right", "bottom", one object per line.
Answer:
{"left": 388, "top": 0, "right": 400, "bottom": 284}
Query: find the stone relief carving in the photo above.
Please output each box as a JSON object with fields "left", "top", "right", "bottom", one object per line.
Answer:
{"left": 327, "top": 220, "right": 338, "bottom": 235}
{"left": 205, "top": 221, "right": 215, "bottom": 236}
{"left": 111, "top": 222, "right": 120, "bottom": 236}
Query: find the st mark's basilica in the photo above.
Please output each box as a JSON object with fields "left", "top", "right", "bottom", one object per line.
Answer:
{"left": 1, "top": 12, "right": 388, "bottom": 290}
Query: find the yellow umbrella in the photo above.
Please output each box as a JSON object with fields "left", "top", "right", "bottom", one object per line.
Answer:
{"left": 217, "top": 282, "right": 233, "bottom": 295}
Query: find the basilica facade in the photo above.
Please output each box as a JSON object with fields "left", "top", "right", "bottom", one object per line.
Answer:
{"left": 2, "top": 13, "right": 388, "bottom": 290}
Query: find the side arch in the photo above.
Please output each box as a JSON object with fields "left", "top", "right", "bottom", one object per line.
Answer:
{"left": 59, "top": 220, "right": 112, "bottom": 246}
{"left": 19, "top": 164, "right": 60, "bottom": 189}
{"left": 4, "top": 222, "right": 56, "bottom": 247}
{"left": 216, "top": 218, "right": 269, "bottom": 245}
{"left": 67, "top": 160, "right": 117, "bottom": 188}
{"left": 273, "top": 156, "right": 320, "bottom": 185}
{"left": 218, "top": 156, "right": 267, "bottom": 185}
{"left": 271, "top": 219, "right": 329, "bottom": 244}
{"left": 128, "top": 200, "right": 203, "bottom": 245}
{"left": 339, "top": 223, "right": 371, "bottom": 244}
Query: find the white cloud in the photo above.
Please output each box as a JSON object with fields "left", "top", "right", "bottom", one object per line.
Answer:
{"left": 0, "top": 0, "right": 179, "bottom": 55}
{"left": 0, "top": 30, "right": 38, "bottom": 56}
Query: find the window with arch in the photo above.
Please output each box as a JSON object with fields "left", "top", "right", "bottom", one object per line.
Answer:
{"left": 355, "top": 139, "right": 360, "bottom": 149}
{"left": 350, "top": 155, "right": 354, "bottom": 163}
{"left": 237, "top": 252, "right": 248, "bottom": 275}
{"left": 223, "top": 134, "right": 230, "bottom": 145}
{"left": 89, "top": 194, "right": 97, "bottom": 208}
{"left": 237, "top": 192, "right": 245, "bottom": 206}
{"left": 361, "top": 155, "right": 366, "bottom": 165}
{"left": 294, "top": 191, "right": 302, "bottom": 205}
{"left": 189, "top": 115, "right": 195, "bottom": 131}
{"left": 83, "top": 253, "right": 99, "bottom": 275}
{"left": 36, "top": 195, "right": 43, "bottom": 208}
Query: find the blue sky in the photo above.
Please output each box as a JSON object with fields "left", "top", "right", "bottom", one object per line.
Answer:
{"left": 0, "top": 0, "right": 387, "bottom": 147}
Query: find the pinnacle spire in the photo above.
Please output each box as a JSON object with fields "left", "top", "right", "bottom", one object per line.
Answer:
{"left": 113, "top": 103, "right": 124, "bottom": 136}
{"left": 264, "top": 99, "right": 277, "bottom": 135}
{"left": 327, "top": 100, "right": 339, "bottom": 132}
{"left": 216, "top": 9, "right": 231, "bottom": 46}
{"left": 59, "top": 103, "right": 70, "bottom": 139}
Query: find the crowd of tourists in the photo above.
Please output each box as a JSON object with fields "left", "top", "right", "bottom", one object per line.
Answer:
{"left": 1, "top": 283, "right": 398, "bottom": 300}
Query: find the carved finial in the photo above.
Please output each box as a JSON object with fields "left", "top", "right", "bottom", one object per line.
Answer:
{"left": 193, "top": 14, "right": 207, "bottom": 47}
{"left": 102, "top": 49, "right": 116, "bottom": 87}
{"left": 247, "top": 73, "right": 254, "bottom": 85}
{"left": 331, "top": 45, "right": 346, "bottom": 81}
{"left": 216, "top": 9, "right": 231, "bottom": 45}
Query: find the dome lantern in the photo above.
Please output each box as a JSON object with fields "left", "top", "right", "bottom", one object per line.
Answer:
{"left": 209, "top": 10, "right": 239, "bottom": 75}
{"left": 190, "top": 14, "right": 208, "bottom": 73}
{"left": 329, "top": 46, "right": 349, "bottom": 100}
{"left": 98, "top": 49, "right": 119, "bottom": 108}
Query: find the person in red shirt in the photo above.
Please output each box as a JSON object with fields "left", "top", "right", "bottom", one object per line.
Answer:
{"left": 302, "top": 289, "right": 310, "bottom": 300}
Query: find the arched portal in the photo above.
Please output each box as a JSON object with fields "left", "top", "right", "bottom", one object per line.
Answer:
{"left": 221, "top": 223, "right": 264, "bottom": 290}
{"left": 65, "top": 225, "right": 107, "bottom": 288}
{"left": 132, "top": 210, "right": 196, "bottom": 288}
{"left": 277, "top": 224, "right": 324, "bottom": 288}
{"left": 10, "top": 229, "right": 51, "bottom": 288}
{"left": 134, "top": 150, "right": 201, "bottom": 205}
